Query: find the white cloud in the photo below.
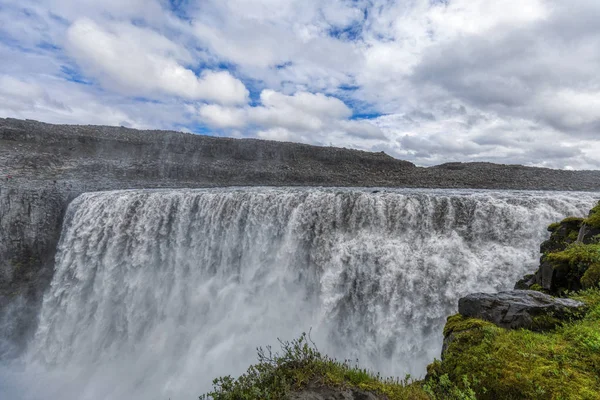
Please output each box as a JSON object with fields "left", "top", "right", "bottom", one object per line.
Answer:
{"left": 0, "top": 76, "right": 46, "bottom": 102}
{"left": 260, "top": 90, "right": 351, "bottom": 120}
{"left": 67, "top": 18, "right": 248, "bottom": 105}
{"left": 1, "top": 0, "right": 600, "bottom": 169}
{"left": 198, "top": 90, "right": 385, "bottom": 144}
{"left": 536, "top": 89, "right": 600, "bottom": 129}
{"left": 198, "top": 104, "right": 246, "bottom": 128}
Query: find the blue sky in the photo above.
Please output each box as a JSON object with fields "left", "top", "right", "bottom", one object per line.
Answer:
{"left": 1, "top": 0, "right": 600, "bottom": 169}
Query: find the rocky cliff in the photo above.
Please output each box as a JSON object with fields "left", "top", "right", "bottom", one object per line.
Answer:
{"left": 1, "top": 117, "right": 600, "bottom": 357}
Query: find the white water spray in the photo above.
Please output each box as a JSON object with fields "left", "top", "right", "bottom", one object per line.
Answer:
{"left": 0, "top": 188, "right": 597, "bottom": 399}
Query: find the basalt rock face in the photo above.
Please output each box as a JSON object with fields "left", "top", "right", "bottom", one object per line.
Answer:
{"left": 0, "top": 187, "right": 75, "bottom": 357}
{"left": 458, "top": 290, "right": 586, "bottom": 331}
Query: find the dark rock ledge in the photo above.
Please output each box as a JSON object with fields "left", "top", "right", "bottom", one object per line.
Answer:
{"left": 458, "top": 290, "right": 585, "bottom": 331}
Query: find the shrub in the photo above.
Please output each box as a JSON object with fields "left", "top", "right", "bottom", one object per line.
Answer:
{"left": 199, "top": 333, "right": 474, "bottom": 400}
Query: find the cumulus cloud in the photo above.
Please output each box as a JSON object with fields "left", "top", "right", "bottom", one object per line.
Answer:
{"left": 198, "top": 90, "right": 385, "bottom": 144}
{"left": 1, "top": 0, "right": 600, "bottom": 169}
{"left": 67, "top": 18, "right": 248, "bottom": 105}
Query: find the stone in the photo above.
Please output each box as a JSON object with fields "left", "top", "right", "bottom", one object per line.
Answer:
{"left": 288, "top": 384, "right": 381, "bottom": 400}
{"left": 458, "top": 290, "right": 586, "bottom": 331}
{"left": 514, "top": 274, "right": 535, "bottom": 290}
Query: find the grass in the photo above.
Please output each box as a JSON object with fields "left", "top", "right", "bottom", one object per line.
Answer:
{"left": 199, "top": 292, "right": 600, "bottom": 400}
{"left": 198, "top": 332, "right": 474, "bottom": 400}
{"left": 432, "top": 289, "right": 600, "bottom": 400}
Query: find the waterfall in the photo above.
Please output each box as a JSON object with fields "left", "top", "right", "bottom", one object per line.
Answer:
{"left": 0, "top": 188, "right": 597, "bottom": 400}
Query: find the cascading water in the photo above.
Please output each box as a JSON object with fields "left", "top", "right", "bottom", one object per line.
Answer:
{"left": 0, "top": 187, "right": 597, "bottom": 400}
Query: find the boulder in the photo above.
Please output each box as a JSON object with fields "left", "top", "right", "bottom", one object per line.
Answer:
{"left": 458, "top": 290, "right": 586, "bottom": 331}
{"left": 288, "top": 384, "right": 381, "bottom": 400}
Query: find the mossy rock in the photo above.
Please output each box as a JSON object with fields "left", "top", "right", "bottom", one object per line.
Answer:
{"left": 547, "top": 222, "right": 561, "bottom": 232}
{"left": 529, "top": 283, "right": 544, "bottom": 292}
{"left": 584, "top": 201, "right": 600, "bottom": 229}
{"left": 540, "top": 218, "right": 584, "bottom": 254}
{"left": 515, "top": 274, "right": 536, "bottom": 290}
{"left": 458, "top": 290, "right": 586, "bottom": 332}
{"left": 433, "top": 289, "right": 600, "bottom": 399}
{"left": 561, "top": 216, "right": 585, "bottom": 224}
{"left": 443, "top": 314, "right": 494, "bottom": 337}
{"left": 546, "top": 243, "right": 600, "bottom": 290}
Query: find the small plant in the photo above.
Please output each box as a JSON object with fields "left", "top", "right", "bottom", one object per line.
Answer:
{"left": 199, "top": 332, "right": 472, "bottom": 400}
{"left": 199, "top": 333, "right": 324, "bottom": 400}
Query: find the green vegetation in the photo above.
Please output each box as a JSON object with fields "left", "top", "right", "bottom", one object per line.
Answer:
{"left": 560, "top": 217, "right": 585, "bottom": 224}
{"left": 431, "top": 289, "right": 600, "bottom": 400}
{"left": 546, "top": 243, "right": 600, "bottom": 289}
{"left": 443, "top": 314, "right": 494, "bottom": 337}
{"left": 584, "top": 201, "right": 600, "bottom": 229}
{"left": 199, "top": 333, "right": 474, "bottom": 400}
{"left": 547, "top": 222, "right": 561, "bottom": 232}
{"left": 559, "top": 217, "right": 583, "bottom": 224}
{"left": 540, "top": 217, "right": 583, "bottom": 256}
{"left": 530, "top": 283, "right": 544, "bottom": 292}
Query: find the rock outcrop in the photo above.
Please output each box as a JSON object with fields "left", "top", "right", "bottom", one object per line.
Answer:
{"left": 0, "top": 187, "right": 76, "bottom": 357}
{"left": 515, "top": 201, "right": 600, "bottom": 294}
{"left": 458, "top": 290, "right": 586, "bottom": 331}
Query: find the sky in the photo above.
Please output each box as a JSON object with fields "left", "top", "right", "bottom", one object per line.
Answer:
{"left": 0, "top": 0, "right": 599, "bottom": 169}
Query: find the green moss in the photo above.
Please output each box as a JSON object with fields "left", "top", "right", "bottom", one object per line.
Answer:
{"left": 567, "top": 230, "right": 580, "bottom": 241}
{"left": 530, "top": 314, "right": 563, "bottom": 331}
{"left": 541, "top": 218, "right": 584, "bottom": 255}
{"left": 443, "top": 314, "right": 495, "bottom": 337}
{"left": 546, "top": 243, "right": 600, "bottom": 288}
{"left": 433, "top": 289, "right": 600, "bottom": 399}
{"left": 561, "top": 217, "right": 585, "bottom": 224}
{"left": 584, "top": 201, "right": 600, "bottom": 229}
{"left": 547, "top": 222, "right": 561, "bottom": 232}
{"left": 581, "top": 263, "right": 600, "bottom": 289}
{"left": 530, "top": 284, "right": 544, "bottom": 292}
